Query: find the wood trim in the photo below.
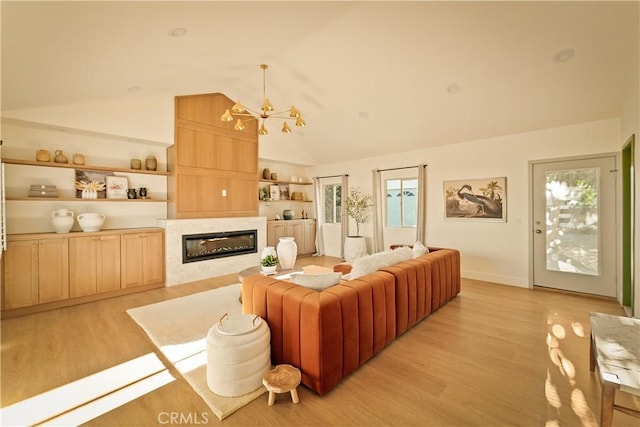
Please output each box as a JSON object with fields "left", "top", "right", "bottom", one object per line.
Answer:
{"left": 2, "top": 158, "right": 170, "bottom": 176}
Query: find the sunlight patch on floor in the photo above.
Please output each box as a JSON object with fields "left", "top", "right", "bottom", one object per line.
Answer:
{"left": 1, "top": 353, "right": 172, "bottom": 426}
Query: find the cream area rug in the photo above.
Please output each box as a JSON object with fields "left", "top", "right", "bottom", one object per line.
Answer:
{"left": 126, "top": 283, "right": 266, "bottom": 420}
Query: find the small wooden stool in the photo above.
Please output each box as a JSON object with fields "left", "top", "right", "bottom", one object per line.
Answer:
{"left": 262, "top": 364, "right": 301, "bottom": 406}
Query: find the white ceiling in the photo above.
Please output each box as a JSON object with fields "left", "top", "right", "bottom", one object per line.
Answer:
{"left": 2, "top": 1, "right": 638, "bottom": 165}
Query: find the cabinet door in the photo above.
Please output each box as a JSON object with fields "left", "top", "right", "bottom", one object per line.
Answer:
{"left": 69, "top": 236, "right": 97, "bottom": 297}
{"left": 141, "top": 232, "right": 164, "bottom": 286}
{"left": 286, "top": 222, "right": 304, "bottom": 255}
{"left": 96, "top": 235, "right": 121, "bottom": 293}
{"left": 269, "top": 222, "right": 288, "bottom": 248}
{"left": 121, "top": 233, "right": 144, "bottom": 288}
{"left": 2, "top": 240, "right": 39, "bottom": 309}
{"left": 121, "top": 232, "right": 164, "bottom": 288}
{"left": 303, "top": 221, "right": 317, "bottom": 255}
{"left": 38, "top": 238, "right": 69, "bottom": 303}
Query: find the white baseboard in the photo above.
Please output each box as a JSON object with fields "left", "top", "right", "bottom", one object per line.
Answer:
{"left": 461, "top": 270, "right": 530, "bottom": 288}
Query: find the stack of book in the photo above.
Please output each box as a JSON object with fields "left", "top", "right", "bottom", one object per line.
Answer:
{"left": 28, "top": 184, "right": 59, "bottom": 198}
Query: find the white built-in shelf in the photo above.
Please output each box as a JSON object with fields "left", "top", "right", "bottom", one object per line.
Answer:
{"left": 2, "top": 158, "right": 170, "bottom": 176}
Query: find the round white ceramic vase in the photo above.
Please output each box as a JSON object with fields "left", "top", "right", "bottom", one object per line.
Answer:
{"left": 276, "top": 237, "right": 297, "bottom": 270}
{"left": 77, "top": 212, "right": 105, "bottom": 232}
{"left": 52, "top": 209, "right": 74, "bottom": 233}
{"left": 261, "top": 246, "right": 277, "bottom": 260}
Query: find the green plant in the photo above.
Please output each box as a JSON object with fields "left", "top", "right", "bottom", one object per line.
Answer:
{"left": 261, "top": 254, "right": 279, "bottom": 267}
{"left": 345, "top": 187, "right": 373, "bottom": 237}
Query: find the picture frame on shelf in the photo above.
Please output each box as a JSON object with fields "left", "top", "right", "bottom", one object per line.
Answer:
{"left": 75, "top": 169, "right": 110, "bottom": 199}
{"left": 278, "top": 184, "right": 290, "bottom": 200}
{"left": 106, "top": 176, "right": 128, "bottom": 199}
{"left": 269, "top": 185, "right": 280, "bottom": 201}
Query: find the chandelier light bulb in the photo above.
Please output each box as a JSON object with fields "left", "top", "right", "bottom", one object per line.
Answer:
{"left": 262, "top": 98, "right": 274, "bottom": 113}
{"left": 295, "top": 116, "right": 306, "bottom": 127}
{"left": 289, "top": 106, "right": 300, "bottom": 118}
{"left": 281, "top": 122, "right": 292, "bottom": 133}
{"left": 221, "top": 109, "right": 233, "bottom": 122}
{"left": 231, "top": 101, "right": 245, "bottom": 114}
{"left": 258, "top": 122, "right": 269, "bottom": 135}
{"left": 234, "top": 119, "right": 245, "bottom": 131}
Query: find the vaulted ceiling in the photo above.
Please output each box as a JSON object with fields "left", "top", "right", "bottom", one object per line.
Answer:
{"left": 2, "top": 1, "right": 638, "bottom": 164}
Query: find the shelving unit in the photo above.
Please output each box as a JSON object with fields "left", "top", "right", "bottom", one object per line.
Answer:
{"left": 258, "top": 178, "right": 314, "bottom": 203}
{"left": 2, "top": 157, "right": 170, "bottom": 202}
{"left": 2, "top": 158, "right": 170, "bottom": 176}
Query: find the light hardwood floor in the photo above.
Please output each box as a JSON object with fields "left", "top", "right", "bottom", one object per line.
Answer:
{"left": 2, "top": 256, "right": 639, "bottom": 426}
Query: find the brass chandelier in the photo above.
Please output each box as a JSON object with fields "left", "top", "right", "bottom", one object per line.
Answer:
{"left": 220, "top": 64, "right": 306, "bottom": 135}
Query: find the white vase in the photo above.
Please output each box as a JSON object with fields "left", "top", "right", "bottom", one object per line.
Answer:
{"left": 51, "top": 208, "right": 74, "bottom": 233}
{"left": 276, "top": 237, "right": 297, "bottom": 270}
{"left": 77, "top": 212, "right": 105, "bottom": 232}
{"left": 344, "top": 236, "right": 367, "bottom": 262}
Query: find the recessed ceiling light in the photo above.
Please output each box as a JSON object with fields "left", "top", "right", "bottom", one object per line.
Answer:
{"left": 552, "top": 48, "right": 575, "bottom": 63}
{"left": 358, "top": 112, "right": 369, "bottom": 119}
{"left": 168, "top": 27, "right": 187, "bottom": 37}
{"left": 446, "top": 84, "right": 460, "bottom": 94}
{"left": 127, "top": 86, "right": 141, "bottom": 92}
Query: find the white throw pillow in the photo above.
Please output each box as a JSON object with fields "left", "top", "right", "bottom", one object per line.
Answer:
{"left": 412, "top": 241, "right": 428, "bottom": 258}
{"left": 350, "top": 247, "right": 413, "bottom": 279}
{"left": 290, "top": 272, "right": 343, "bottom": 291}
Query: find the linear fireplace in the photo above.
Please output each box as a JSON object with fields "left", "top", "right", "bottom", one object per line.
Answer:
{"left": 182, "top": 229, "right": 257, "bottom": 263}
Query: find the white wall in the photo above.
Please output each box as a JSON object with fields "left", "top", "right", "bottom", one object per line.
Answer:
{"left": 308, "top": 118, "right": 621, "bottom": 288}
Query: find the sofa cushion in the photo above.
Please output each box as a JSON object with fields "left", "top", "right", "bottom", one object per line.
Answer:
{"left": 350, "top": 247, "right": 413, "bottom": 279}
{"left": 290, "top": 272, "right": 343, "bottom": 291}
{"left": 412, "top": 241, "right": 428, "bottom": 258}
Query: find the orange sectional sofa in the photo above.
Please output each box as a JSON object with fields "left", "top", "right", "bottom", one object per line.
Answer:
{"left": 241, "top": 247, "right": 461, "bottom": 395}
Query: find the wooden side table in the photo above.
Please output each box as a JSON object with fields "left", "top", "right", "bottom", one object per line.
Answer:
{"left": 589, "top": 312, "right": 640, "bottom": 426}
{"left": 262, "top": 364, "right": 301, "bottom": 406}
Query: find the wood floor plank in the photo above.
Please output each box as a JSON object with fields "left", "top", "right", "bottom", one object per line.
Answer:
{"left": 2, "top": 259, "right": 639, "bottom": 426}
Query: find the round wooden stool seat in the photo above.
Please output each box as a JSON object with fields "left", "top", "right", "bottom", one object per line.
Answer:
{"left": 262, "top": 364, "right": 301, "bottom": 406}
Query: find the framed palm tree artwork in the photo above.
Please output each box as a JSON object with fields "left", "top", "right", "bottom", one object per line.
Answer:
{"left": 443, "top": 177, "right": 506, "bottom": 221}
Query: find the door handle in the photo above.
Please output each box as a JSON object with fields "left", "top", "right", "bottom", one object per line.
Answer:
{"left": 535, "top": 229, "right": 542, "bottom": 234}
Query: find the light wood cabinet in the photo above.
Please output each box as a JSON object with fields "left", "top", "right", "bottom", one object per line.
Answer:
{"left": 267, "top": 219, "right": 316, "bottom": 256}
{"left": 121, "top": 231, "right": 165, "bottom": 289}
{"left": 69, "top": 234, "right": 121, "bottom": 297}
{"left": 169, "top": 93, "right": 259, "bottom": 219}
{"left": 1, "top": 228, "right": 164, "bottom": 318}
{"left": 2, "top": 237, "right": 69, "bottom": 309}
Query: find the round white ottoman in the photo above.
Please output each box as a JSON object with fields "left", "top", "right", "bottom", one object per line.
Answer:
{"left": 206, "top": 313, "right": 271, "bottom": 397}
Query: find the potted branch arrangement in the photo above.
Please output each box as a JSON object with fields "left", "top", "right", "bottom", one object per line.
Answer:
{"left": 261, "top": 254, "right": 279, "bottom": 275}
{"left": 344, "top": 186, "right": 373, "bottom": 262}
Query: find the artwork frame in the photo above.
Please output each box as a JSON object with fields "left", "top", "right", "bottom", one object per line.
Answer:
{"left": 75, "top": 169, "right": 110, "bottom": 199}
{"left": 106, "top": 176, "right": 128, "bottom": 199}
{"left": 278, "top": 184, "right": 290, "bottom": 201}
{"left": 269, "top": 185, "right": 280, "bottom": 201}
{"left": 443, "top": 177, "right": 507, "bottom": 222}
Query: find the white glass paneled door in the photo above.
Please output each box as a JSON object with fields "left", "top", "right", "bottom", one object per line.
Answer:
{"left": 532, "top": 156, "right": 617, "bottom": 296}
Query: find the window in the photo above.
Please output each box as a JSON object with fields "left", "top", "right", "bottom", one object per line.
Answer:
{"left": 386, "top": 178, "right": 417, "bottom": 227}
{"left": 323, "top": 184, "right": 342, "bottom": 223}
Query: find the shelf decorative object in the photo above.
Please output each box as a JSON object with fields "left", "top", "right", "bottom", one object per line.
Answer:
{"left": 36, "top": 149, "right": 50, "bottom": 162}
{"left": 75, "top": 169, "right": 108, "bottom": 199}
{"left": 106, "top": 176, "right": 128, "bottom": 199}
{"left": 54, "top": 150, "right": 68, "bottom": 164}
{"left": 263, "top": 168, "right": 271, "bottom": 179}
{"left": 72, "top": 153, "right": 85, "bottom": 165}
{"left": 77, "top": 212, "right": 105, "bottom": 232}
{"left": 145, "top": 155, "right": 157, "bottom": 171}
{"left": 131, "top": 158, "right": 142, "bottom": 170}
{"left": 51, "top": 208, "right": 74, "bottom": 233}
